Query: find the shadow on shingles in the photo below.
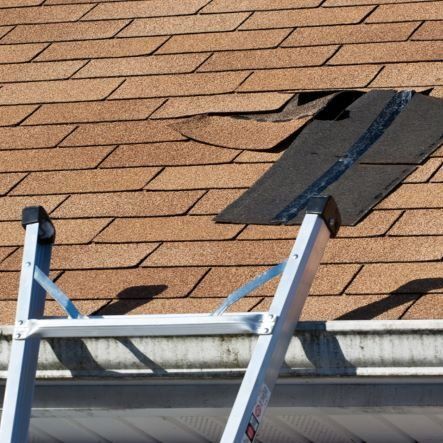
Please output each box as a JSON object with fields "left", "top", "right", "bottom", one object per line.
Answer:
{"left": 97, "top": 284, "right": 167, "bottom": 315}
{"left": 337, "top": 277, "right": 443, "bottom": 320}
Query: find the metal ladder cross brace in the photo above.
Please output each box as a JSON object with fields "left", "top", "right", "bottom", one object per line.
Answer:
{"left": 0, "top": 196, "right": 341, "bottom": 443}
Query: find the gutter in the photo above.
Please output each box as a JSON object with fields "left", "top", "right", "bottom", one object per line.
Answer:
{"left": 1, "top": 319, "right": 442, "bottom": 379}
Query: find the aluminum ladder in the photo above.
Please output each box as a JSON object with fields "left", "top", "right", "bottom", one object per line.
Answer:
{"left": 0, "top": 195, "right": 341, "bottom": 443}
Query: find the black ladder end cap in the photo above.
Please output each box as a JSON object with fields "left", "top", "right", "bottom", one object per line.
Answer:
{"left": 306, "top": 195, "right": 341, "bottom": 238}
{"left": 21, "top": 206, "right": 56, "bottom": 244}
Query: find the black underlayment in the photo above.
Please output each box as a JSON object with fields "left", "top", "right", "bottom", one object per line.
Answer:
{"left": 216, "top": 90, "right": 443, "bottom": 226}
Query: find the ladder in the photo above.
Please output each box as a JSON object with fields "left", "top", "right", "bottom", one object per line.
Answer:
{"left": 0, "top": 195, "right": 341, "bottom": 443}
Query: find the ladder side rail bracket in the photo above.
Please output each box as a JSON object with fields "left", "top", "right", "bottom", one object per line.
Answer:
{"left": 220, "top": 196, "right": 341, "bottom": 443}
{"left": 0, "top": 206, "right": 55, "bottom": 443}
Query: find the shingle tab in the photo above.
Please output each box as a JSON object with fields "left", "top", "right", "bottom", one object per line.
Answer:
{"left": 388, "top": 209, "right": 443, "bottom": 235}
{"left": 0, "top": 125, "right": 75, "bottom": 149}
{"left": 201, "top": 0, "right": 322, "bottom": 13}
{"left": 412, "top": 20, "right": 443, "bottom": 40}
{"left": 367, "top": 2, "right": 443, "bottom": 22}
{"left": 0, "top": 174, "right": 26, "bottom": 196}
{"left": 0, "top": 43, "right": 48, "bottom": 63}
{"left": 0, "top": 195, "right": 66, "bottom": 221}
{"left": 0, "top": 105, "right": 38, "bottom": 127}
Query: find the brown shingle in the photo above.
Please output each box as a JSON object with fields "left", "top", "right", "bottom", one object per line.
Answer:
{"left": 404, "top": 158, "right": 442, "bottom": 183}
{"left": 378, "top": 184, "right": 443, "bottom": 209}
{"left": 324, "top": 237, "right": 443, "bottom": 263}
{"left": 0, "top": 78, "right": 123, "bottom": 105}
{"left": 0, "top": 146, "right": 112, "bottom": 173}
{"left": 1, "top": 243, "right": 159, "bottom": 271}
{"left": 146, "top": 163, "right": 270, "bottom": 190}
{"left": 239, "top": 65, "right": 381, "bottom": 91}
{"left": 240, "top": 6, "right": 374, "bottom": 29}
{"left": 367, "top": 2, "right": 443, "bottom": 23}
{"left": 238, "top": 224, "right": 299, "bottom": 240}
{"left": 403, "top": 295, "right": 443, "bottom": 319}
{"left": 23, "top": 99, "right": 164, "bottom": 125}
{"left": 191, "top": 264, "right": 359, "bottom": 297}
{"left": 0, "top": 1, "right": 43, "bottom": 7}
{"left": 97, "top": 216, "right": 243, "bottom": 242}
{"left": 143, "top": 239, "right": 292, "bottom": 267}
{"left": 0, "top": 218, "right": 111, "bottom": 246}
{"left": 202, "top": 0, "right": 322, "bottom": 13}
{"left": 0, "top": 125, "right": 74, "bottom": 149}
{"left": 373, "top": 62, "right": 443, "bottom": 87}
{"left": 73, "top": 53, "right": 209, "bottom": 78}
{"left": 157, "top": 29, "right": 291, "bottom": 54}
{"left": 412, "top": 20, "right": 443, "bottom": 40}
{"left": 118, "top": 13, "right": 250, "bottom": 37}
{"left": 337, "top": 210, "right": 402, "bottom": 237}
{"left": 0, "top": 26, "right": 13, "bottom": 38}
{"left": 199, "top": 46, "right": 337, "bottom": 71}
{"left": 0, "top": 43, "right": 48, "bottom": 63}
{"left": 282, "top": 23, "right": 419, "bottom": 47}
{"left": 329, "top": 41, "right": 443, "bottom": 65}
{"left": 0, "top": 195, "right": 66, "bottom": 221}
{"left": 152, "top": 92, "right": 293, "bottom": 119}
{"left": 234, "top": 150, "right": 283, "bottom": 163}
{"left": 99, "top": 296, "right": 261, "bottom": 315}
{"left": 0, "top": 174, "right": 26, "bottom": 195}
{"left": 189, "top": 189, "right": 246, "bottom": 215}
{"left": 52, "top": 190, "right": 204, "bottom": 218}
{"left": 56, "top": 267, "right": 208, "bottom": 299}
{"left": 254, "top": 295, "right": 416, "bottom": 321}
{"left": 110, "top": 72, "right": 249, "bottom": 99}
{"left": 347, "top": 262, "right": 443, "bottom": 295}
{"left": 101, "top": 141, "right": 238, "bottom": 168}
{"left": 83, "top": 0, "right": 209, "bottom": 20}
{"left": 60, "top": 121, "right": 183, "bottom": 146}
{"left": 1, "top": 20, "right": 129, "bottom": 44}
{"left": 0, "top": 105, "right": 38, "bottom": 126}
{"left": 388, "top": 209, "right": 443, "bottom": 236}
{"left": 0, "top": 4, "right": 93, "bottom": 26}
{"left": 430, "top": 163, "right": 443, "bottom": 181}
{"left": 172, "top": 115, "right": 310, "bottom": 150}
{"left": 0, "top": 60, "right": 86, "bottom": 83}
{"left": 11, "top": 168, "right": 161, "bottom": 195}
{"left": 0, "top": 247, "right": 16, "bottom": 264}
{"left": 324, "top": 0, "right": 434, "bottom": 5}
{"left": 35, "top": 36, "right": 168, "bottom": 62}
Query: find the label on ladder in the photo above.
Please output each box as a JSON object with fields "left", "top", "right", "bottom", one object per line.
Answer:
{"left": 241, "top": 383, "right": 271, "bottom": 442}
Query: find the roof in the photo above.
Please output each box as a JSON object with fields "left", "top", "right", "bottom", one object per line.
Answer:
{"left": 0, "top": 0, "right": 442, "bottom": 324}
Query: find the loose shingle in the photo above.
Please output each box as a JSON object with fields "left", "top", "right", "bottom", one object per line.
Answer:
{"left": 157, "top": 29, "right": 291, "bottom": 54}
{"left": 2, "top": 20, "right": 130, "bottom": 44}
{"left": 146, "top": 163, "right": 270, "bottom": 190}
{"left": 24, "top": 99, "right": 164, "bottom": 125}
{"left": 110, "top": 72, "right": 250, "bottom": 99}
{"left": 240, "top": 6, "right": 374, "bottom": 29}
{"left": 282, "top": 23, "right": 419, "bottom": 47}
{"left": 0, "top": 125, "right": 75, "bottom": 149}
{"left": 0, "top": 78, "right": 123, "bottom": 105}
{"left": 35, "top": 36, "right": 168, "bottom": 61}
{"left": 118, "top": 13, "right": 250, "bottom": 37}
{"left": 11, "top": 168, "right": 161, "bottom": 195}
{"left": 152, "top": 92, "right": 293, "bottom": 119}
{"left": 52, "top": 191, "right": 204, "bottom": 218}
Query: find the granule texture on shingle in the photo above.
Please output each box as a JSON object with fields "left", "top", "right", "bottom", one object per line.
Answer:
{"left": 378, "top": 183, "right": 443, "bottom": 208}
{"left": 0, "top": 105, "right": 38, "bottom": 127}
{"left": 0, "top": 44, "right": 48, "bottom": 64}
{"left": 367, "top": 2, "right": 443, "bottom": 22}
{"left": 52, "top": 191, "right": 204, "bottom": 218}
{"left": 201, "top": 0, "right": 322, "bottom": 13}
{"left": 412, "top": 20, "right": 443, "bottom": 40}
{"left": 11, "top": 168, "right": 161, "bottom": 195}
{"left": 403, "top": 295, "right": 443, "bottom": 319}
{"left": 404, "top": 158, "right": 443, "bottom": 183}
{"left": 372, "top": 62, "right": 443, "bottom": 87}
{"left": 388, "top": 209, "right": 443, "bottom": 236}
{"left": 0, "top": 195, "right": 66, "bottom": 221}
{"left": 189, "top": 189, "right": 246, "bottom": 215}
{"left": 56, "top": 267, "right": 209, "bottom": 299}
{"left": 0, "top": 174, "right": 26, "bottom": 195}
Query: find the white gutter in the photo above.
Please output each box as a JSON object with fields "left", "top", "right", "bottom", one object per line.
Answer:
{"left": 1, "top": 319, "right": 442, "bottom": 379}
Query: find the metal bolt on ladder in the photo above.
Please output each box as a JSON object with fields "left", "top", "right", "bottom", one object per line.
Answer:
{"left": 0, "top": 196, "right": 341, "bottom": 443}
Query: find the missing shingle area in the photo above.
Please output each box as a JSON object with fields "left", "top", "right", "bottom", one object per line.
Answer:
{"left": 216, "top": 90, "right": 443, "bottom": 226}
